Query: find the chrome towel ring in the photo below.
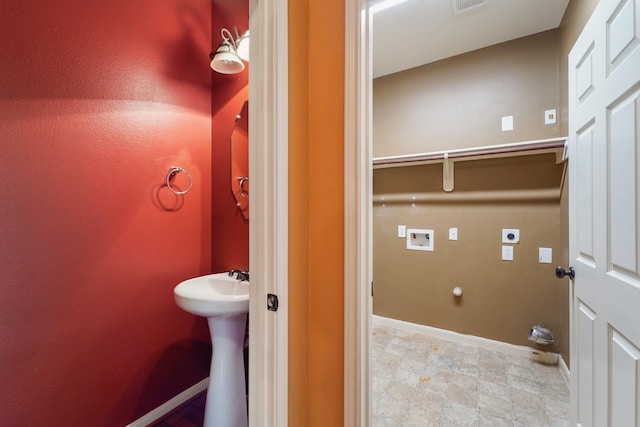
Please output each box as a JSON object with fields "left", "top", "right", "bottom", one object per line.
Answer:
{"left": 166, "top": 166, "right": 193, "bottom": 195}
{"left": 237, "top": 176, "right": 249, "bottom": 198}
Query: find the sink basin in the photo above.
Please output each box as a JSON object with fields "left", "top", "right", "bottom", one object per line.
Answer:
{"left": 174, "top": 272, "right": 249, "bottom": 318}
{"left": 173, "top": 272, "right": 250, "bottom": 427}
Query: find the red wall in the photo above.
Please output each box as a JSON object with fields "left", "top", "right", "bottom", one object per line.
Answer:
{"left": 210, "top": 7, "right": 249, "bottom": 271}
{"left": 0, "top": 0, "right": 247, "bottom": 425}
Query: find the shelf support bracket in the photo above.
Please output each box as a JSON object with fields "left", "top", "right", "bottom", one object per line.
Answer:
{"left": 443, "top": 154, "right": 454, "bottom": 192}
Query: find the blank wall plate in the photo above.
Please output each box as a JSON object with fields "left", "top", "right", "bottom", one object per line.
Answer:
{"left": 539, "top": 247, "right": 552, "bottom": 263}
{"left": 502, "top": 115, "right": 513, "bottom": 131}
{"left": 398, "top": 225, "right": 406, "bottom": 238}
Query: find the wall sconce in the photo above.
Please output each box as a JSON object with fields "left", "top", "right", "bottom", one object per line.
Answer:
{"left": 210, "top": 28, "right": 250, "bottom": 74}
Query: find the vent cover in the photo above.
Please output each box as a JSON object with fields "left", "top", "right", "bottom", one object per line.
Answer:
{"left": 453, "top": 0, "right": 489, "bottom": 14}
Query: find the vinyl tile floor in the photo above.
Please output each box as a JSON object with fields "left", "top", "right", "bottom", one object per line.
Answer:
{"left": 372, "top": 323, "right": 570, "bottom": 427}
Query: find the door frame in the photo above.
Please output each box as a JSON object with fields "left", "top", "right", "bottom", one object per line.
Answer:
{"left": 344, "top": 0, "right": 372, "bottom": 426}
{"left": 248, "top": 0, "right": 289, "bottom": 425}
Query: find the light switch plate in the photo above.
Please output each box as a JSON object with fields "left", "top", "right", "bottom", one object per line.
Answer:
{"left": 502, "top": 115, "right": 513, "bottom": 131}
{"left": 539, "top": 247, "right": 552, "bottom": 263}
{"left": 398, "top": 225, "right": 406, "bottom": 238}
{"left": 449, "top": 227, "right": 458, "bottom": 240}
{"left": 502, "top": 245, "right": 514, "bottom": 261}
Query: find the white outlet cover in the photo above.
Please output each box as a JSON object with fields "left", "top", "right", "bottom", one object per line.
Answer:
{"left": 449, "top": 227, "right": 458, "bottom": 240}
{"left": 502, "top": 228, "right": 520, "bottom": 243}
{"left": 544, "top": 109, "right": 557, "bottom": 124}
{"left": 398, "top": 225, "right": 406, "bottom": 238}
{"left": 502, "top": 245, "right": 514, "bottom": 261}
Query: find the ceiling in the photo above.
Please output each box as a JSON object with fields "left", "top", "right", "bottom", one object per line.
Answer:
{"left": 372, "top": 0, "right": 570, "bottom": 78}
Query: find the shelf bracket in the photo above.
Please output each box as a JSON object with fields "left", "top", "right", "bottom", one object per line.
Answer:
{"left": 443, "top": 154, "right": 454, "bottom": 192}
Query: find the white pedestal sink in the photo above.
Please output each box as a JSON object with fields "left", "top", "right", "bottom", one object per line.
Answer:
{"left": 174, "top": 272, "right": 249, "bottom": 427}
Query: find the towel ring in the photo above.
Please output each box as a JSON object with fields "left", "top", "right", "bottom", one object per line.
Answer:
{"left": 237, "top": 176, "right": 249, "bottom": 198}
{"left": 166, "top": 167, "right": 193, "bottom": 195}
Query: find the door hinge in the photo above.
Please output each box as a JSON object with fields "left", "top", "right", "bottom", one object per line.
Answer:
{"left": 267, "top": 293, "right": 279, "bottom": 312}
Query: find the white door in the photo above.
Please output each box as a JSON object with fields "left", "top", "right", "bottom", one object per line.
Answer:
{"left": 568, "top": 0, "right": 640, "bottom": 426}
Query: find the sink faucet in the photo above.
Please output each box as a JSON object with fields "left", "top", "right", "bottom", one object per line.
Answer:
{"left": 229, "top": 269, "right": 249, "bottom": 282}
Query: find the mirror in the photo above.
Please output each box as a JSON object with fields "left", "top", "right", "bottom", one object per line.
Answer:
{"left": 231, "top": 101, "right": 249, "bottom": 218}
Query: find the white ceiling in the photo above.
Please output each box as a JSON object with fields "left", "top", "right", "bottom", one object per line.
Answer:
{"left": 372, "top": 0, "right": 570, "bottom": 78}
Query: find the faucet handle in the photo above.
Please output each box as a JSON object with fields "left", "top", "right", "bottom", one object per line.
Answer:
{"left": 229, "top": 269, "right": 249, "bottom": 281}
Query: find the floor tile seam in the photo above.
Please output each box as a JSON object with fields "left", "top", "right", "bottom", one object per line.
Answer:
{"left": 531, "top": 366, "right": 559, "bottom": 426}
{"left": 499, "top": 352, "right": 518, "bottom": 425}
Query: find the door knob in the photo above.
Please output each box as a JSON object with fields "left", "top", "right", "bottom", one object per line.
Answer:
{"left": 555, "top": 266, "right": 575, "bottom": 280}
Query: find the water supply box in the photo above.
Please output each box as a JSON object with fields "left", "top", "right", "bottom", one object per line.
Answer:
{"left": 406, "top": 229, "right": 434, "bottom": 251}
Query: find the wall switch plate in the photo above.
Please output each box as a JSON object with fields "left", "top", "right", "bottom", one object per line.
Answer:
{"left": 502, "top": 115, "right": 513, "bottom": 131}
{"left": 449, "top": 227, "right": 458, "bottom": 240}
{"left": 502, "top": 245, "right": 514, "bottom": 261}
{"left": 502, "top": 228, "right": 520, "bottom": 243}
{"left": 545, "top": 109, "right": 557, "bottom": 124}
{"left": 539, "top": 247, "right": 552, "bottom": 263}
{"left": 398, "top": 225, "right": 406, "bottom": 238}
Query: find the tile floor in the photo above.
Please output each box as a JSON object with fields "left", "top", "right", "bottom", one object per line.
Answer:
{"left": 372, "top": 323, "right": 570, "bottom": 427}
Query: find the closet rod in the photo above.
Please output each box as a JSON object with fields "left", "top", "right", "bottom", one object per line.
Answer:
{"left": 373, "top": 137, "right": 567, "bottom": 167}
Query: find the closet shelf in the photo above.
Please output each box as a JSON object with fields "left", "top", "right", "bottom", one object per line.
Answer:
{"left": 373, "top": 137, "right": 567, "bottom": 168}
{"left": 372, "top": 137, "right": 567, "bottom": 192}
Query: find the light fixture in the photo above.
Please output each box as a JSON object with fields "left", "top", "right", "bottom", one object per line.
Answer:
{"left": 210, "top": 27, "right": 250, "bottom": 74}
{"left": 235, "top": 29, "right": 250, "bottom": 62}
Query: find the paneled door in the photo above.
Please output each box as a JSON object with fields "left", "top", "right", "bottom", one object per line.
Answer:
{"left": 568, "top": 0, "right": 640, "bottom": 426}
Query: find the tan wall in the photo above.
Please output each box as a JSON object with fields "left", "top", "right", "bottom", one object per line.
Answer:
{"left": 373, "top": 155, "right": 565, "bottom": 350}
{"left": 373, "top": 30, "right": 561, "bottom": 158}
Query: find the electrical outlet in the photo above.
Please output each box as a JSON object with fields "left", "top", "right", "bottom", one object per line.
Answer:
{"left": 502, "top": 245, "right": 514, "bottom": 261}
{"left": 502, "top": 229, "right": 520, "bottom": 244}
{"left": 545, "top": 109, "right": 557, "bottom": 124}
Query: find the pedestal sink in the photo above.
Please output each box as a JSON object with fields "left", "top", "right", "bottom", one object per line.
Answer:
{"left": 174, "top": 272, "right": 249, "bottom": 427}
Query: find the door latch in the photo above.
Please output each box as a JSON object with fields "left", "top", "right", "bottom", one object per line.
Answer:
{"left": 267, "top": 293, "right": 279, "bottom": 312}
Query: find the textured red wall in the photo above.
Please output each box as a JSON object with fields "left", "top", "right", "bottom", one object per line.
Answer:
{"left": 210, "top": 10, "right": 250, "bottom": 272}
{"left": 0, "top": 0, "right": 221, "bottom": 425}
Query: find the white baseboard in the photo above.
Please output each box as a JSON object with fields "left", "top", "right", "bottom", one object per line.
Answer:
{"left": 373, "top": 315, "right": 559, "bottom": 364}
{"left": 126, "top": 378, "right": 208, "bottom": 427}
{"left": 558, "top": 354, "right": 570, "bottom": 387}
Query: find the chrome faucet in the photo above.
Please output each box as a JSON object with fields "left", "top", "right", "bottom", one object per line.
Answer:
{"left": 229, "top": 269, "right": 249, "bottom": 282}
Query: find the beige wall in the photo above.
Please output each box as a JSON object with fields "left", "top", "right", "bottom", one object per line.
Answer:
{"left": 373, "top": 30, "right": 561, "bottom": 158}
{"left": 373, "top": 155, "right": 565, "bottom": 350}
{"left": 372, "top": 1, "right": 600, "bottom": 363}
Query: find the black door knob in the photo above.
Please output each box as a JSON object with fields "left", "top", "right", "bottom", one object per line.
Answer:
{"left": 555, "top": 266, "right": 575, "bottom": 280}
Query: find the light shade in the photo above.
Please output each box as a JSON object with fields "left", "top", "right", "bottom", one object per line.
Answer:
{"left": 210, "top": 40, "right": 245, "bottom": 74}
{"left": 235, "top": 30, "right": 250, "bottom": 62}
